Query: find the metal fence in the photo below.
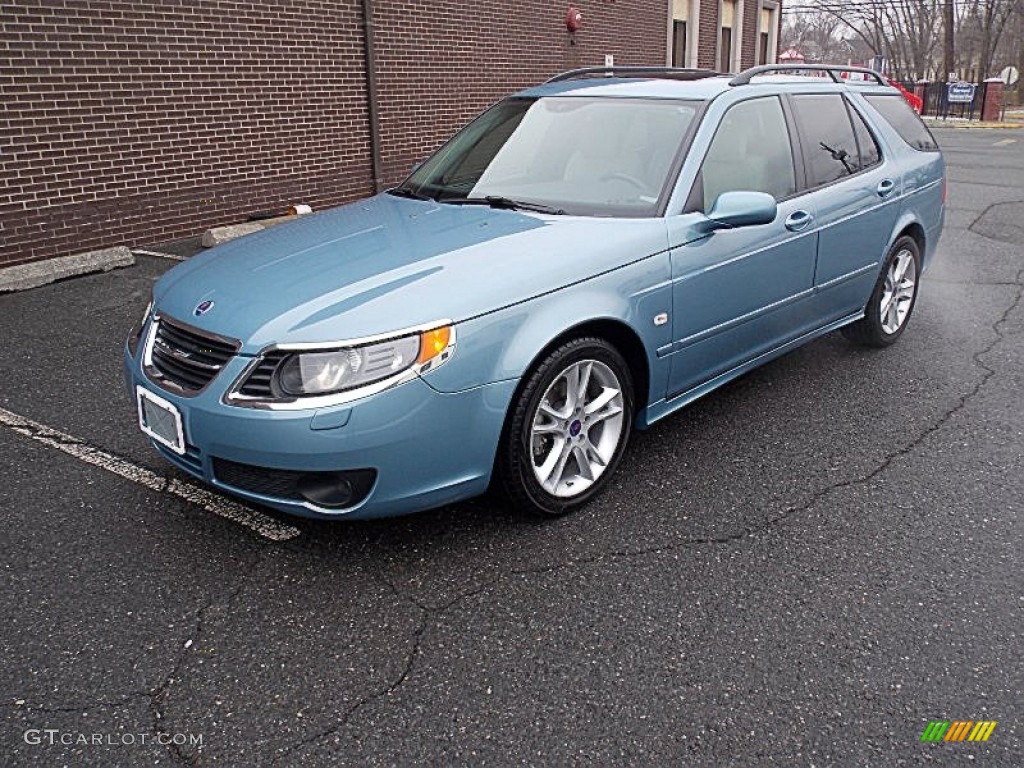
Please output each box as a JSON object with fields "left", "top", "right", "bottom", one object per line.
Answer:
{"left": 917, "top": 81, "right": 1002, "bottom": 121}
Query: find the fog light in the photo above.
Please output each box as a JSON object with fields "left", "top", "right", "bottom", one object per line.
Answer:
{"left": 298, "top": 475, "right": 353, "bottom": 508}
{"left": 296, "top": 469, "right": 376, "bottom": 509}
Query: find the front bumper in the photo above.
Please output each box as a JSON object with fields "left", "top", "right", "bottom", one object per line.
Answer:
{"left": 123, "top": 340, "right": 516, "bottom": 520}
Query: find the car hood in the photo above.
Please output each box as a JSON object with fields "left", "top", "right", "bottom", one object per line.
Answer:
{"left": 155, "top": 193, "right": 669, "bottom": 353}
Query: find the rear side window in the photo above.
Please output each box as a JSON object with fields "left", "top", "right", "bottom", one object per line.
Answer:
{"left": 864, "top": 94, "right": 939, "bottom": 151}
{"left": 791, "top": 94, "right": 860, "bottom": 188}
{"left": 849, "top": 106, "right": 881, "bottom": 172}
{"left": 691, "top": 96, "right": 796, "bottom": 212}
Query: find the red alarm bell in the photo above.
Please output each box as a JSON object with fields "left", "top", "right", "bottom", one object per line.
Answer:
{"left": 566, "top": 6, "right": 583, "bottom": 33}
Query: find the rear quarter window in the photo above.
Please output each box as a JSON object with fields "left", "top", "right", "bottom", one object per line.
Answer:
{"left": 864, "top": 94, "right": 939, "bottom": 151}
{"left": 790, "top": 94, "right": 860, "bottom": 188}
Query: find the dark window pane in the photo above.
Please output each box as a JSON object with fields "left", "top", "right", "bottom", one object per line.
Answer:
{"left": 759, "top": 32, "right": 769, "bottom": 65}
{"left": 848, "top": 103, "right": 881, "bottom": 171}
{"left": 864, "top": 94, "right": 939, "bottom": 151}
{"left": 673, "top": 21, "right": 687, "bottom": 68}
{"left": 720, "top": 28, "right": 732, "bottom": 72}
{"left": 697, "top": 96, "right": 795, "bottom": 211}
{"left": 792, "top": 94, "right": 859, "bottom": 187}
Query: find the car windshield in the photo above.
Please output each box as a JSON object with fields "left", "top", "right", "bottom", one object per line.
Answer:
{"left": 395, "top": 96, "right": 701, "bottom": 217}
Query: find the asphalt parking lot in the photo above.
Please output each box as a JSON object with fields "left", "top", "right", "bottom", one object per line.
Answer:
{"left": 2, "top": 126, "right": 1022, "bottom": 766}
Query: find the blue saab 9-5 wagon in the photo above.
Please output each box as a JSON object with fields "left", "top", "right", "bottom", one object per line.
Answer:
{"left": 124, "top": 64, "right": 945, "bottom": 520}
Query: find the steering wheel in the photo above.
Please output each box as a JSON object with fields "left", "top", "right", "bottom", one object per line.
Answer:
{"left": 600, "top": 172, "right": 648, "bottom": 191}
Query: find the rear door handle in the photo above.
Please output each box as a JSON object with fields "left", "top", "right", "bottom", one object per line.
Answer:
{"left": 785, "top": 210, "right": 813, "bottom": 232}
{"left": 877, "top": 178, "right": 896, "bottom": 197}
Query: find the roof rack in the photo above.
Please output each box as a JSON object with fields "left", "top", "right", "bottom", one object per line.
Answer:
{"left": 729, "top": 64, "right": 888, "bottom": 87}
{"left": 546, "top": 66, "right": 724, "bottom": 84}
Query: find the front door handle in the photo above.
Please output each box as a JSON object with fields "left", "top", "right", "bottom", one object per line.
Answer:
{"left": 785, "top": 210, "right": 813, "bottom": 232}
{"left": 877, "top": 178, "right": 896, "bottom": 197}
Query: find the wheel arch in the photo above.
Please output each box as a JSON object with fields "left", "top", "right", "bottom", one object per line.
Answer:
{"left": 896, "top": 220, "right": 926, "bottom": 257}
{"left": 886, "top": 211, "right": 930, "bottom": 270}
{"left": 523, "top": 317, "right": 652, "bottom": 414}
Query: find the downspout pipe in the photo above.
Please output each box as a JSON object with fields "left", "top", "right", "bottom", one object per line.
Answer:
{"left": 362, "top": 0, "right": 385, "bottom": 193}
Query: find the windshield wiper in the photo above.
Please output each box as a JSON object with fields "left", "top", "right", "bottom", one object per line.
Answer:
{"left": 387, "top": 186, "right": 435, "bottom": 201}
{"left": 445, "top": 196, "right": 566, "bottom": 215}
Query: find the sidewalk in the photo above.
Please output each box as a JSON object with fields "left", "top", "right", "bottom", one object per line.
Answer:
{"left": 923, "top": 116, "right": 1022, "bottom": 130}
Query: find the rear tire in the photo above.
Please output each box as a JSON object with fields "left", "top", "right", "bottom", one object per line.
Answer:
{"left": 842, "top": 235, "right": 921, "bottom": 347}
{"left": 497, "top": 337, "right": 634, "bottom": 517}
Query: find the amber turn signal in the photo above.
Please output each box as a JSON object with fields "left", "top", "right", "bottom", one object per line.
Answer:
{"left": 417, "top": 326, "right": 452, "bottom": 364}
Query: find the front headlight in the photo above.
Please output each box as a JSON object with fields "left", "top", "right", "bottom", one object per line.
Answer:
{"left": 278, "top": 335, "right": 422, "bottom": 396}
{"left": 227, "top": 323, "right": 455, "bottom": 408}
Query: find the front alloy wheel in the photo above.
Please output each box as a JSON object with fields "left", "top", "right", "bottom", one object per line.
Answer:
{"left": 499, "top": 337, "right": 634, "bottom": 517}
{"left": 530, "top": 359, "right": 625, "bottom": 497}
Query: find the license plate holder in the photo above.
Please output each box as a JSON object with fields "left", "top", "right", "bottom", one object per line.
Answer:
{"left": 136, "top": 386, "right": 186, "bottom": 455}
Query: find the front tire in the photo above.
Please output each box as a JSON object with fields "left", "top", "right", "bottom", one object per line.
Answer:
{"left": 842, "top": 235, "right": 921, "bottom": 347}
{"left": 498, "top": 337, "right": 634, "bottom": 517}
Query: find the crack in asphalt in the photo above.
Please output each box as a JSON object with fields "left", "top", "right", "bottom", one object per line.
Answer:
{"left": 267, "top": 572, "right": 429, "bottom": 766}
{"left": 967, "top": 199, "right": 1024, "bottom": 241}
{"left": 144, "top": 547, "right": 266, "bottom": 767}
{"left": 5, "top": 693, "right": 151, "bottom": 715}
{"left": 273, "top": 266, "right": 1024, "bottom": 756}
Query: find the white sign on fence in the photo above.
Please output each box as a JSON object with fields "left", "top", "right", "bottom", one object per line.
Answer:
{"left": 947, "top": 81, "right": 976, "bottom": 104}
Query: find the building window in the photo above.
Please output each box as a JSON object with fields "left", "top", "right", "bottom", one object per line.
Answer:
{"left": 760, "top": 5, "right": 776, "bottom": 65}
{"left": 720, "top": 0, "right": 736, "bottom": 73}
{"left": 672, "top": 21, "right": 688, "bottom": 68}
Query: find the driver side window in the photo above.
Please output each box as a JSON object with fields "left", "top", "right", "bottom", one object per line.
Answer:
{"left": 689, "top": 96, "right": 796, "bottom": 213}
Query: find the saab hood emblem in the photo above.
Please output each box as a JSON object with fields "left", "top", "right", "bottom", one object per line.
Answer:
{"left": 194, "top": 299, "right": 215, "bottom": 316}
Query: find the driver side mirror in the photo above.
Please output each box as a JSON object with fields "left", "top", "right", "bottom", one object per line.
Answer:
{"left": 697, "top": 191, "right": 778, "bottom": 232}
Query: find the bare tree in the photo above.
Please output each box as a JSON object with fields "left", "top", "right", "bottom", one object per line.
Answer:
{"left": 961, "top": 0, "right": 1020, "bottom": 79}
{"left": 785, "top": 0, "right": 1024, "bottom": 83}
{"left": 781, "top": 9, "right": 852, "bottom": 63}
{"left": 804, "top": 0, "right": 943, "bottom": 79}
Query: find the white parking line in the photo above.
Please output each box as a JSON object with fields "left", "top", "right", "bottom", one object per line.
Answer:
{"left": 992, "top": 138, "right": 1017, "bottom": 147}
{"left": 0, "top": 406, "right": 300, "bottom": 542}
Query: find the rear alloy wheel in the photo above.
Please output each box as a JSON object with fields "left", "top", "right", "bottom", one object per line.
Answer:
{"left": 842, "top": 235, "right": 921, "bottom": 347}
{"left": 499, "top": 338, "right": 633, "bottom": 517}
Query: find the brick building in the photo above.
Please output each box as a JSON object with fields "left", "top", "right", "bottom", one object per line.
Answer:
{"left": 1, "top": 1, "right": 782, "bottom": 267}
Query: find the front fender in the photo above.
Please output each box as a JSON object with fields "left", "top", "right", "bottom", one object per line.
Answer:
{"left": 421, "top": 253, "right": 674, "bottom": 407}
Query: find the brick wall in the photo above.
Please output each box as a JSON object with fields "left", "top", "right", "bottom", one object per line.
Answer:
{"left": 1, "top": 1, "right": 670, "bottom": 267}
{"left": 2, "top": 0, "right": 372, "bottom": 267}
{"left": 697, "top": 0, "right": 719, "bottom": 69}
{"left": 374, "top": 1, "right": 668, "bottom": 185}
{"left": 741, "top": 0, "right": 757, "bottom": 69}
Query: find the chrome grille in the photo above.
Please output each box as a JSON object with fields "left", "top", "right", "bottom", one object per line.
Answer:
{"left": 145, "top": 315, "right": 239, "bottom": 395}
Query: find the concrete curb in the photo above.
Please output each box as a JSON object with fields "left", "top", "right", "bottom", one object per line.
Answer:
{"left": 200, "top": 214, "right": 299, "bottom": 248}
{"left": 200, "top": 222, "right": 266, "bottom": 247}
{"left": 0, "top": 246, "right": 135, "bottom": 293}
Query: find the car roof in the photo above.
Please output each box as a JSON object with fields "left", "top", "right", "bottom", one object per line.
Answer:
{"left": 518, "top": 76, "right": 736, "bottom": 100}
{"left": 517, "top": 67, "right": 900, "bottom": 102}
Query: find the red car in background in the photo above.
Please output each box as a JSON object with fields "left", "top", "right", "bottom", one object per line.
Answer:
{"left": 888, "top": 79, "right": 924, "bottom": 113}
{"left": 838, "top": 70, "right": 923, "bottom": 113}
